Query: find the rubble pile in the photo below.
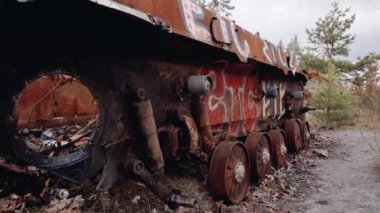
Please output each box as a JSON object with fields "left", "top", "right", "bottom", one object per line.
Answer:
{"left": 0, "top": 133, "right": 335, "bottom": 212}
{"left": 17, "top": 119, "right": 96, "bottom": 157}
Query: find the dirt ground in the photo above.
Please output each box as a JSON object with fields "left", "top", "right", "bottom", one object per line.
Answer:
{"left": 297, "top": 130, "right": 380, "bottom": 213}
{"left": 1, "top": 129, "right": 380, "bottom": 212}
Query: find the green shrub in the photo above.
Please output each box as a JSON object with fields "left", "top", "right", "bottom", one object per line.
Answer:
{"left": 311, "top": 63, "right": 357, "bottom": 128}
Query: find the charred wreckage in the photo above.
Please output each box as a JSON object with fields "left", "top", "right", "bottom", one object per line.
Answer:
{"left": 0, "top": 0, "right": 316, "bottom": 210}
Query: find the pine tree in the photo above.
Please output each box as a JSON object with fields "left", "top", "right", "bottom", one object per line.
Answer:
{"left": 192, "top": 0, "right": 207, "bottom": 7}
{"left": 311, "top": 63, "right": 357, "bottom": 127}
{"left": 306, "top": 2, "right": 356, "bottom": 61}
{"left": 286, "top": 35, "right": 301, "bottom": 55}
{"left": 277, "top": 40, "right": 284, "bottom": 50}
{"left": 191, "top": 0, "right": 234, "bottom": 17}
{"left": 286, "top": 35, "right": 327, "bottom": 73}
{"left": 207, "top": 0, "right": 235, "bottom": 17}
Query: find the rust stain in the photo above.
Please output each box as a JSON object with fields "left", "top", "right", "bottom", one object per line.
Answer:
{"left": 97, "top": 0, "right": 301, "bottom": 73}
{"left": 15, "top": 75, "right": 97, "bottom": 129}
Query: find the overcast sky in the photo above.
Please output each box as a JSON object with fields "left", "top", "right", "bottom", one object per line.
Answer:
{"left": 230, "top": 0, "right": 380, "bottom": 62}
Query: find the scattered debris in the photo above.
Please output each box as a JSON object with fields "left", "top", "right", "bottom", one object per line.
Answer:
{"left": 315, "top": 200, "right": 329, "bottom": 205}
{"left": 312, "top": 149, "right": 329, "bottom": 158}
{"left": 0, "top": 132, "right": 336, "bottom": 212}
{"left": 55, "top": 189, "right": 70, "bottom": 200}
{"left": 17, "top": 118, "right": 96, "bottom": 157}
{"left": 0, "top": 158, "right": 40, "bottom": 175}
{"left": 131, "top": 195, "right": 141, "bottom": 204}
{"left": 43, "top": 195, "right": 85, "bottom": 212}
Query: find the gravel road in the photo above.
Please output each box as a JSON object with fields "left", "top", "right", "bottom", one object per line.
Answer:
{"left": 300, "top": 130, "right": 380, "bottom": 213}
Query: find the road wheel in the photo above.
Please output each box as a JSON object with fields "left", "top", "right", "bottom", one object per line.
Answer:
{"left": 268, "top": 129, "right": 287, "bottom": 169}
{"left": 245, "top": 132, "right": 271, "bottom": 181}
{"left": 209, "top": 141, "right": 250, "bottom": 204}
{"left": 300, "top": 121, "right": 311, "bottom": 148}
{"left": 284, "top": 119, "right": 302, "bottom": 153}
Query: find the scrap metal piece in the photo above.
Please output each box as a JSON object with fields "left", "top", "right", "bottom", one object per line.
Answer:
{"left": 245, "top": 132, "right": 272, "bottom": 180}
{"left": 169, "top": 191, "right": 199, "bottom": 212}
{"left": 158, "top": 126, "right": 180, "bottom": 160}
{"left": 55, "top": 189, "right": 70, "bottom": 200}
{"left": 209, "top": 141, "right": 250, "bottom": 204}
{"left": 96, "top": 140, "right": 127, "bottom": 192}
{"left": 0, "top": 157, "right": 40, "bottom": 175}
{"left": 163, "top": 108, "right": 208, "bottom": 161}
{"left": 122, "top": 158, "right": 199, "bottom": 211}
{"left": 268, "top": 130, "right": 287, "bottom": 169}
{"left": 191, "top": 97, "right": 224, "bottom": 153}
{"left": 284, "top": 119, "right": 302, "bottom": 153}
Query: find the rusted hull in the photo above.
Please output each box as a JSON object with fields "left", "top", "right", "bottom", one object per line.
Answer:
{"left": 15, "top": 75, "right": 97, "bottom": 129}
{"left": 0, "top": 0, "right": 313, "bottom": 208}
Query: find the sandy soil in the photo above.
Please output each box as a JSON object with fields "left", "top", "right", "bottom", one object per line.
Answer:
{"left": 298, "top": 130, "right": 380, "bottom": 213}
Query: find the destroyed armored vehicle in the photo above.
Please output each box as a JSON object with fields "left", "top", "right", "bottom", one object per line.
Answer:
{"left": 0, "top": 0, "right": 313, "bottom": 208}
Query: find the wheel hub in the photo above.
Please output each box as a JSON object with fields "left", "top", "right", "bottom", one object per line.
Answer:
{"left": 281, "top": 144, "right": 287, "bottom": 155}
{"left": 262, "top": 148, "right": 270, "bottom": 165}
{"left": 234, "top": 161, "right": 246, "bottom": 183}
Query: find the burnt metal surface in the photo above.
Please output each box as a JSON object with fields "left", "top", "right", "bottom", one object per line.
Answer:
{"left": 268, "top": 129, "right": 287, "bottom": 169}
{"left": 132, "top": 89, "right": 165, "bottom": 173}
{"left": 0, "top": 0, "right": 316, "bottom": 208}
{"left": 100, "top": 0, "right": 302, "bottom": 73}
{"left": 208, "top": 141, "right": 250, "bottom": 204}
{"left": 161, "top": 109, "right": 208, "bottom": 161}
{"left": 284, "top": 119, "right": 303, "bottom": 153}
{"left": 245, "top": 132, "right": 272, "bottom": 180}
{"left": 15, "top": 74, "right": 97, "bottom": 129}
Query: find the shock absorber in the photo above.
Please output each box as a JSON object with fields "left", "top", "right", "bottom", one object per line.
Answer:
{"left": 122, "top": 158, "right": 199, "bottom": 212}
{"left": 132, "top": 88, "right": 164, "bottom": 173}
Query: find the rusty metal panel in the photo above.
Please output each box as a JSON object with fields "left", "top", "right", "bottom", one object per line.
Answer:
{"left": 198, "top": 63, "right": 259, "bottom": 137}
{"left": 15, "top": 75, "right": 97, "bottom": 129}
{"left": 90, "top": 0, "right": 301, "bottom": 74}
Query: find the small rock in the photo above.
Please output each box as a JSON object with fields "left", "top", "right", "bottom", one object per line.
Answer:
{"left": 312, "top": 149, "right": 329, "bottom": 158}
{"left": 266, "top": 175, "right": 275, "bottom": 182}
{"left": 315, "top": 200, "right": 329, "bottom": 205}
{"left": 131, "top": 195, "right": 141, "bottom": 204}
{"left": 73, "top": 195, "right": 85, "bottom": 207}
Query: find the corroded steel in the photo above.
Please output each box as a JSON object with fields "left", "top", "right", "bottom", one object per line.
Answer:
{"left": 245, "top": 132, "right": 271, "bottom": 180}
{"left": 96, "top": 0, "right": 302, "bottom": 73}
{"left": 198, "top": 63, "right": 259, "bottom": 137}
{"left": 0, "top": 0, "right": 315, "bottom": 208}
{"left": 209, "top": 141, "right": 250, "bottom": 204}
{"left": 268, "top": 129, "right": 287, "bottom": 169}
{"left": 132, "top": 91, "right": 165, "bottom": 172}
{"left": 15, "top": 74, "right": 97, "bottom": 129}
{"left": 284, "top": 119, "right": 303, "bottom": 153}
